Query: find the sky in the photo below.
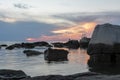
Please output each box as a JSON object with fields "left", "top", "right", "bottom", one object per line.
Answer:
{"left": 0, "top": 0, "right": 120, "bottom": 41}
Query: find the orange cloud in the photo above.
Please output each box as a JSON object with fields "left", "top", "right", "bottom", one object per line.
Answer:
{"left": 26, "top": 22, "right": 97, "bottom": 42}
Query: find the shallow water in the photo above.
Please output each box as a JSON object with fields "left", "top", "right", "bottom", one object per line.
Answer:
{"left": 0, "top": 41, "right": 90, "bottom": 76}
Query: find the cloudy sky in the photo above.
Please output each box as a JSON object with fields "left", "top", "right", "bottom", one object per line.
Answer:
{"left": 0, "top": 0, "right": 120, "bottom": 41}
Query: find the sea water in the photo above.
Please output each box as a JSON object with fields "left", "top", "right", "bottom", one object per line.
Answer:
{"left": 0, "top": 41, "right": 90, "bottom": 77}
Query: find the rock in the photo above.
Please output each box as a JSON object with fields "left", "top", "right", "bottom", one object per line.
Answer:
{"left": 6, "top": 43, "right": 22, "bottom": 50}
{"left": 33, "top": 41, "right": 50, "bottom": 47}
{"left": 21, "top": 43, "right": 35, "bottom": 49}
{"left": 87, "top": 23, "right": 120, "bottom": 55}
{"left": 52, "top": 42, "right": 65, "bottom": 48}
{"left": 21, "top": 75, "right": 72, "bottom": 80}
{"left": 6, "top": 45, "right": 15, "bottom": 50}
{"left": 6, "top": 41, "right": 51, "bottom": 50}
{"left": 44, "top": 48, "right": 69, "bottom": 61}
{"left": 0, "top": 69, "right": 28, "bottom": 80}
{"left": 21, "top": 72, "right": 99, "bottom": 80}
{"left": 80, "top": 37, "right": 90, "bottom": 49}
{"left": 0, "top": 44, "right": 8, "bottom": 47}
{"left": 87, "top": 23, "right": 120, "bottom": 66}
{"left": 65, "top": 40, "right": 80, "bottom": 49}
{"left": 23, "top": 50, "right": 43, "bottom": 56}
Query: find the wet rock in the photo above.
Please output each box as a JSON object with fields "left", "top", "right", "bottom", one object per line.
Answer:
{"left": 0, "top": 69, "right": 28, "bottom": 80}
{"left": 23, "top": 50, "right": 43, "bottom": 56}
{"left": 44, "top": 48, "right": 69, "bottom": 61}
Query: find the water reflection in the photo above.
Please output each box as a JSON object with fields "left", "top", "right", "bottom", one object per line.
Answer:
{"left": 0, "top": 47, "right": 90, "bottom": 76}
{"left": 88, "top": 55, "right": 120, "bottom": 75}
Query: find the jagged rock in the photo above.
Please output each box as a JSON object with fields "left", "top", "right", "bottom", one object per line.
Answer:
{"left": 23, "top": 50, "right": 43, "bottom": 56}
{"left": 44, "top": 48, "right": 69, "bottom": 61}
{"left": 0, "top": 69, "right": 28, "bottom": 80}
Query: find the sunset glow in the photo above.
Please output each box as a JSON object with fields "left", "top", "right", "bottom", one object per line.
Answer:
{"left": 26, "top": 22, "right": 97, "bottom": 42}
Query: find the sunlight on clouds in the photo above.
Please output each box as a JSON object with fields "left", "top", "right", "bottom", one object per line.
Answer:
{"left": 26, "top": 22, "right": 97, "bottom": 42}
{"left": 0, "top": 18, "right": 16, "bottom": 23}
{"left": 52, "top": 22, "right": 97, "bottom": 37}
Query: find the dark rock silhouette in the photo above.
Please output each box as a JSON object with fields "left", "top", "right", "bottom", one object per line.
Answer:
{"left": 21, "top": 72, "right": 98, "bottom": 80}
{"left": 0, "top": 69, "right": 28, "bottom": 80}
{"left": 23, "top": 50, "right": 43, "bottom": 56}
{"left": 52, "top": 40, "right": 80, "bottom": 49}
{"left": 80, "top": 37, "right": 90, "bottom": 49}
{"left": 44, "top": 48, "right": 69, "bottom": 61}
{"left": 52, "top": 42, "right": 65, "bottom": 48}
{"left": 6, "top": 41, "right": 51, "bottom": 50}
{"left": 87, "top": 23, "right": 120, "bottom": 66}
{"left": 0, "top": 44, "right": 8, "bottom": 47}
{"left": 65, "top": 40, "right": 80, "bottom": 49}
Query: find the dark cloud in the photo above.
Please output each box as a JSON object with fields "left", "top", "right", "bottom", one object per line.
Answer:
{"left": 14, "top": 3, "right": 31, "bottom": 9}
{"left": 53, "top": 11, "right": 120, "bottom": 25}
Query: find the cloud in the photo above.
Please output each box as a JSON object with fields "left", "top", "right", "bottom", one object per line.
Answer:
{"left": 14, "top": 3, "right": 32, "bottom": 9}
{"left": 1, "top": 10, "right": 120, "bottom": 41}
{"left": 53, "top": 11, "right": 120, "bottom": 25}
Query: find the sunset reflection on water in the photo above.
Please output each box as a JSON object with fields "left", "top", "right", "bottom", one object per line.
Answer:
{"left": 68, "top": 48, "right": 90, "bottom": 64}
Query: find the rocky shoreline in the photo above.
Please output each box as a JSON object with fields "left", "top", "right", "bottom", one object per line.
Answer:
{"left": 1, "top": 69, "right": 120, "bottom": 80}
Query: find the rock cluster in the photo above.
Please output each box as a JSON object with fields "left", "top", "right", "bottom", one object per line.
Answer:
{"left": 6, "top": 41, "right": 51, "bottom": 50}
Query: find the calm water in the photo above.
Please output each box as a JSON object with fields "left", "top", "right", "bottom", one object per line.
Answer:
{"left": 0, "top": 41, "right": 90, "bottom": 77}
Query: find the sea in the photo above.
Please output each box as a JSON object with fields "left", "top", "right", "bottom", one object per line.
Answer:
{"left": 0, "top": 41, "right": 90, "bottom": 77}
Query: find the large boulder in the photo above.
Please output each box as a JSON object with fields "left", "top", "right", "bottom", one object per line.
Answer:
{"left": 44, "top": 48, "right": 69, "bottom": 61}
{"left": 87, "top": 23, "right": 120, "bottom": 65}
{"left": 87, "top": 23, "right": 120, "bottom": 55}
{"left": 0, "top": 69, "right": 28, "bottom": 80}
{"left": 23, "top": 50, "right": 43, "bottom": 56}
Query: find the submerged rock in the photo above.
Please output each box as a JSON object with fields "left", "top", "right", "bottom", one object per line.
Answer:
{"left": 44, "top": 48, "right": 69, "bottom": 61}
{"left": 0, "top": 69, "right": 28, "bottom": 80}
{"left": 23, "top": 50, "right": 43, "bottom": 56}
